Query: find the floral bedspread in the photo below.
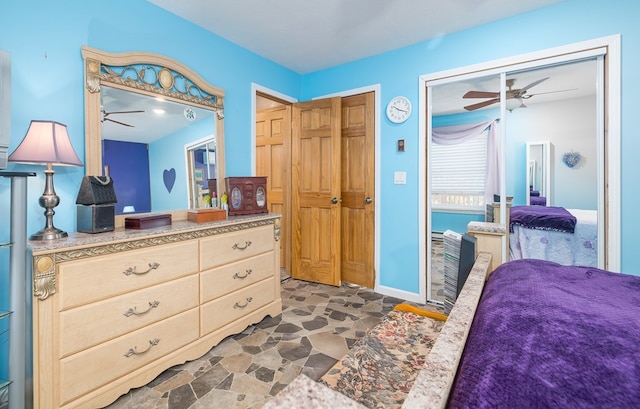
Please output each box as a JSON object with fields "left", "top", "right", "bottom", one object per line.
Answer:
{"left": 319, "top": 310, "right": 444, "bottom": 409}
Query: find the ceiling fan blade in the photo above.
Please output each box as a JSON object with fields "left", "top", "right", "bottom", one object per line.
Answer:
{"left": 464, "top": 98, "right": 500, "bottom": 111}
{"left": 104, "top": 118, "right": 134, "bottom": 127}
{"left": 518, "top": 77, "right": 549, "bottom": 93}
{"left": 463, "top": 90, "right": 499, "bottom": 99}
{"left": 103, "top": 109, "right": 145, "bottom": 117}
{"left": 523, "top": 88, "right": 578, "bottom": 99}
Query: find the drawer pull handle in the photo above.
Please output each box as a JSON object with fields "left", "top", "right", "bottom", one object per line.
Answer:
{"left": 123, "top": 338, "right": 160, "bottom": 358}
{"left": 232, "top": 241, "right": 252, "bottom": 250}
{"left": 233, "top": 269, "right": 253, "bottom": 279}
{"left": 124, "top": 300, "right": 160, "bottom": 317}
{"left": 123, "top": 262, "right": 160, "bottom": 276}
{"left": 233, "top": 297, "right": 253, "bottom": 309}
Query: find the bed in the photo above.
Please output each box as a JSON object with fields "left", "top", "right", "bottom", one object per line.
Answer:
{"left": 446, "top": 258, "right": 640, "bottom": 408}
{"left": 509, "top": 205, "right": 598, "bottom": 267}
{"left": 529, "top": 188, "right": 547, "bottom": 206}
{"left": 267, "top": 254, "right": 640, "bottom": 409}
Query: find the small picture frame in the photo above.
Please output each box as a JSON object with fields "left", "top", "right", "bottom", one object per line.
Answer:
{"left": 194, "top": 168, "right": 204, "bottom": 182}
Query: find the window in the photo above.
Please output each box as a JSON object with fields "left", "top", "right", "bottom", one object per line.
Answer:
{"left": 431, "top": 130, "right": 487, "bottom": 211}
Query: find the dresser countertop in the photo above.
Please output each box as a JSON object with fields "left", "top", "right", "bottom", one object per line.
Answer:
{"left": 28, "top": 213, "right": 280, "bottom": 255}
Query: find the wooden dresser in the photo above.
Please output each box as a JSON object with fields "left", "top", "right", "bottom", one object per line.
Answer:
{"left": 28, "top": 214, "right": 282, "bottom": 409}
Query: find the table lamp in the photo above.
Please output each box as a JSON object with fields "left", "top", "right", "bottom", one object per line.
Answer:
{"left": 8, "top": 120, "right": 83, "bottom": 240}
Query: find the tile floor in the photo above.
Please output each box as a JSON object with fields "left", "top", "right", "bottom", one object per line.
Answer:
{"left": 105, "top": 274, "right": 444, "bottom": 409}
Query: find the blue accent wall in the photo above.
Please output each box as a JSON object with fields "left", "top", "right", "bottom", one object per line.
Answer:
{"left": 1, "top": 0, "right": 640, "bottom": 379}
{"left": 148, "top": 119, "right": 215, "bottom": 212}
{"left": 103, "top": 139, "right": 151, "bottom": 214}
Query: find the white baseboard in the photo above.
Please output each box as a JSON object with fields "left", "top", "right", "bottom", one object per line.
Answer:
{"left": 375, "top": 284, "right": 423, "bottom": 304}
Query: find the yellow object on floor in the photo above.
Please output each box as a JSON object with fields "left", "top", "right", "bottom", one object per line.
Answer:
{"left": 394, "top": 303, "right": 448, "bottom": 322}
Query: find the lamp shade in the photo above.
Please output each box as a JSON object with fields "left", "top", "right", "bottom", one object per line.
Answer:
{"left": 8, "top": 120, "right": 82, "bottom": 166}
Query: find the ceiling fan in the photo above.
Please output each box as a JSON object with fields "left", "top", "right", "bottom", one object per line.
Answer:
{"left": 101, "top": 109, "right": 145, "bottom": 127}
{"left": 462, "top": 77, "right": 576, "bottom": 111}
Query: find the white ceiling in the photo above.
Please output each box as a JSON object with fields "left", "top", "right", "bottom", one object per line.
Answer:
{"left": 147, "top": 0, "right": 565, "bottom": 74}
{"left": 101, "top": 86, "right": 214, "bottom": 144}
{"left": 105, "top": 0, "right": 596, "bottom": 143}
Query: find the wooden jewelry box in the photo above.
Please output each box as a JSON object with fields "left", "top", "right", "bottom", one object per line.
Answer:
{"left": 225, "top": 177, "right": 268, "bottom": 216}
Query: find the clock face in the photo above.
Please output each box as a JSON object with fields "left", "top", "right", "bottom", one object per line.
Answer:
{"left": 386, "top": 96, "right": 412, "bottom": 123}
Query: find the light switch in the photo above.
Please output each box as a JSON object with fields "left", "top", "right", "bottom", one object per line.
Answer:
{"left": 394, "top": 171, "right": 407, "bottom": 185}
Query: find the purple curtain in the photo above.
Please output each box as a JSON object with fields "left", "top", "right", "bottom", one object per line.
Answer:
{"left": 432, "top": 120, "right": 499, "bottom": 205}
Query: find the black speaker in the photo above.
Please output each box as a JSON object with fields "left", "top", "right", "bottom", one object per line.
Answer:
{"left": 77, "top": 204, "right": 115, "bottom": 233}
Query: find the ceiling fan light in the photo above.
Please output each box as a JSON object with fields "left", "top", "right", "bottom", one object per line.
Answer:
{"left": 506, "top": 97, "right": 522, "bottom": 112}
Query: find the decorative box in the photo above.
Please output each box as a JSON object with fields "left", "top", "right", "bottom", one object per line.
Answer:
{"left": 187, "top": 208, "right": 227, "bottom": 223}
{"left": 124, "top": 213, "right": 172, "bottom": 229}
{"left": 225, "top": 177, "right": 268, "bottom": 216}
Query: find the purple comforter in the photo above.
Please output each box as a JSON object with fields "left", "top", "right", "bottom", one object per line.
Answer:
{"left": 509, "top": 205, "right": 576, "bottom": 233}
{"left": 449, "top": 259, "right": 640, "bottom": 409}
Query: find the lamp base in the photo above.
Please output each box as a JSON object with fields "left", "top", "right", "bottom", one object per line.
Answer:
{"left": 30, "top": 227, "right": 68, "bottom": 241}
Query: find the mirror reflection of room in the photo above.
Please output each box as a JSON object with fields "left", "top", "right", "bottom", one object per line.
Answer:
{"left": 427, "top": 57, "right": 601, "bottom": 304}
{"left": 526, "top": 141, "right": 550, "bottom": 206}
{"left": 100, "top": 86, "right": 216, "bottom": 215}
{"left": 186, "top": 137, "right": 217, "bottom": 209}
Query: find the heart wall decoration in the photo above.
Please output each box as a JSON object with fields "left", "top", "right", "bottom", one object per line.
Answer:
{"left": 562, "top": 151, "right": 582, "bottom": 168}
{"left": 163, "top": 168, "right": 176, "bottom": 193}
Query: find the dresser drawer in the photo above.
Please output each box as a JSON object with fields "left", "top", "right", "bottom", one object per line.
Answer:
{"left": 60, "top": 274, "right": 198, "bottom": 358}
{"left": 201, "top": 252, "right": 274, "bottom": 303}
{"left": 201, "top": 277, "right": 276, "bottom": 335}
{"left": 59, "top": 308, "right": 199, "bottom": 406}
{"left": 58, "top": 241, "right": 199, "bottom": 310}
{"left": 200, "top": 225, "right": 274, "bottom": 270}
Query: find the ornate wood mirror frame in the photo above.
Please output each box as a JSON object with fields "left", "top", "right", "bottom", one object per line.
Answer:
{"left": 81, "top": 46, "right": 226, "bottom": 222}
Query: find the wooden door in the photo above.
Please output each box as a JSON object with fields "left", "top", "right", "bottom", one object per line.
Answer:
{"left": 340, "top": 93, "right": 375, "bottom": 287}
{"left": 256, "top": 105, "right": 292, "bottom": 271}
{"left": 291, "top": 97, "right": 342, "bottom": 286}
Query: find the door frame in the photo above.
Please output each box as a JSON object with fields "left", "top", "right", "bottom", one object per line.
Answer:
{"left": 251, "top": 84, "right": 382, "bottom": 292}
{"left": 419, "top": 35, "right": 621, "bottom": 303}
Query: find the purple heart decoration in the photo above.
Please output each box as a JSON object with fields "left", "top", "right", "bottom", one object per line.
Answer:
{"left": 163, "top": 168, "right": 176, "bottom": 193}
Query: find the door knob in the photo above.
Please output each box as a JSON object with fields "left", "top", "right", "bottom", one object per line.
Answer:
{"left": 331, "top": 197, "right": 341, "bottom": 204}
{"left": 364, "top": 197, "right": 372, "bottom": 204}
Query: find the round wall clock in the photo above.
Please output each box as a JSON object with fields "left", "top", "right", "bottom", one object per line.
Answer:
{"left": 386, "top": 96, "right": 412, "bottom": 123}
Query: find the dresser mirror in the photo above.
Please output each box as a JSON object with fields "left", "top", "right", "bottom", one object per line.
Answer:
{"left": 82, "top": 46, "right": 226, "bottom": 219}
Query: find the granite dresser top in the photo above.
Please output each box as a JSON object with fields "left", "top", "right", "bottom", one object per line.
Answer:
{"left": 28, "top": 213, "right": 281, "bottom": 255}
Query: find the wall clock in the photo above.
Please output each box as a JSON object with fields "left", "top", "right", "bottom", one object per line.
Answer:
{"left": 386, "top": 96, "right": 412, "bottom": 123}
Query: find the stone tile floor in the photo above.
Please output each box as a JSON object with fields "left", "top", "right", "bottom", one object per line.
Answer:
{"left": 105, "top": 275, "right": 444, "bottom": 409}
{"left": 106, "top": 245, "right": 445, "bottom": 409}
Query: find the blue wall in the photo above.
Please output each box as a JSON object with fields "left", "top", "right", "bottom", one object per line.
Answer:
{"left": 103, "top": 139, "right": 151, "bottom": 214}
{"left": 302, "top": 0, "right": 640, "bottom": 290}
{"left": 0, "top": 0, "right": 302, "bottom": 382}
{"left": 1, "top": 0, "right": 640, "bottom": 380}
{"left": 149, "top": 119, "right": 216, "bottom": 212}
